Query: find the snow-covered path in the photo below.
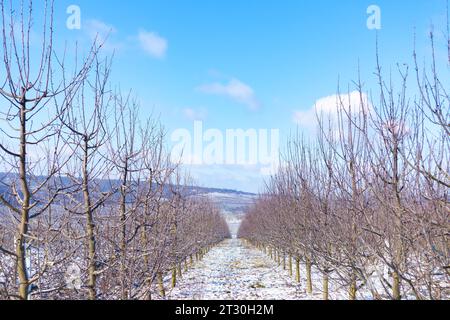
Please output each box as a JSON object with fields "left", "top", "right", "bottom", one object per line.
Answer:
{"left": 167, "top": 239, "right": 310, "bottom": 300}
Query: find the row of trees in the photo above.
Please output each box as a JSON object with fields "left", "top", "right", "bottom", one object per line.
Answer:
{"left": 0, "top": 0, "right": 230, "bottom": 300}
{"left": 239, "top": 32, "right": 449, "bottom": 300}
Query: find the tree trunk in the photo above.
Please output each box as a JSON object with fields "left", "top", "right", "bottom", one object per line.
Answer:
{"left": 172, "top": 268, "right": 177, "bottom": 288}
{"left": 119, "top": 166, "right": 129, "bottom": 300}
{"left": 17, "top": 104, "right": 30, "bottom": 300}
{"left": 323, "top": 271, "right": 329, "bottom": 300}
{"left": 177, "top": 263, "right": 182, "bottom": 278}
{"left": 157, "top": 272, "right": 165, "bottom": 297}
{"left": 392, "top": 270, "right": 401, "bottom": 300}
{"left": 83, "top": 138, "right": 97, "bottom": 300}
{"left": 295, "top": 257, "right": 300, "bottom": 283}
{"left": 306, "top": 257, "right": 312, "bottom": 294}
{"left": 349, "top": 272, "right": 357, "bottom": 300}
{"left": 289, "top": 254, "right": 293, "bottom": 276}
{"left": 16, "top": 214, "right": 29, "bottom": 300}
{"left": 85, "top": 196, "right": 96, "bottom": 300}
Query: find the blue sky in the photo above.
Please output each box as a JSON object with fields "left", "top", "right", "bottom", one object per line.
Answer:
{"left": 27, "top": 0, "right": 450, "bottom": 192}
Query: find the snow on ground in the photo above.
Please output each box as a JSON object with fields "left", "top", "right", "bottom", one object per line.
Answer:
{"left": 166, "top": 238, "right": 353, "bottom": 300}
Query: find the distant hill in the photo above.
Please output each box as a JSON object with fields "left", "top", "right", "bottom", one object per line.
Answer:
{"left": 198, "top": 191, "right": 256, "bottom": 237}
{"left": 0, "top": 172, "right": 256, "bottom": 236}
{"left": 0, "top": 172, "right": 256, "bottom": 206}
{"left": 184, "top": 186, "right": 255, "bottom": 197}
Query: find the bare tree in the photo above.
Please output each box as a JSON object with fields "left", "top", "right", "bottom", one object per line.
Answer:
{"left": 239, "top": 22, "right": 448, "bottom": 300}
{"left": 59, "top": 55, "right": 113, "bottom": 300}
{"left": 0, "top": 0, "right": 98, "bottom": 299}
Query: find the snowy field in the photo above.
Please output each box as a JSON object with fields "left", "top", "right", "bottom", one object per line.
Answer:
{"left": 166, "top": 239, "right": 356, "bottom": 300}
{"left": 162, "top": 192, "right": 378, "bottom": 300}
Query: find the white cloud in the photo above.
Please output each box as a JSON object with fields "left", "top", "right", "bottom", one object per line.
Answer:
{"left": 197, "top": 78, "right": 260, "bottom": 110}
{"left": 83, "top": 19, "right": 122, "bottom": 52}
{"left": 84, "top": 19, "right": 116, "bottom": 42}
{"left": 183, "top": 108, "right": 208, "bottom": 121}
{"left": 293, "top": 91, "right": 371, "bottom": 129}
{"left": 138, "top": 30, "right": 168, "bottom": 59}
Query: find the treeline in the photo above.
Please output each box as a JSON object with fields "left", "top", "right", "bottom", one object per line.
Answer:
{"left": 239, "top": 34, "right": 449, "bottom": 299}
{"left": 0, "top": 1, "right": 230, "bottom": 300}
